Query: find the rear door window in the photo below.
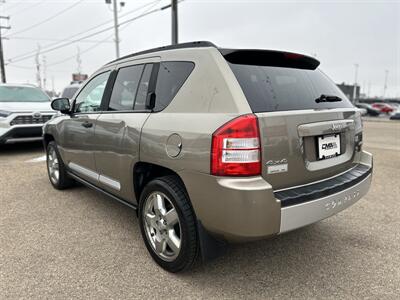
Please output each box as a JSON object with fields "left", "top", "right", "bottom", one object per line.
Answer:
{"left": 229, "top": 63, "right": 353, "bottom": 112}
{"left": 154, "top": 61, "right": 194, "bottom": 111}
{"left": 109, "top": 65, "right": 144, "bottom": 111}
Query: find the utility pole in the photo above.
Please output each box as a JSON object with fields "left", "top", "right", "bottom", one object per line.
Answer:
{"left": 171, "top": 0, "right": 178, "bottom": 45}
{"left": 35, "top": 45, "right": 41, "bottom": 88}
{"left": 76, "top": 46, "right": 82, "bottom": 75}
{"left": 42, "top": 55, "right": 47, "bottom": 90}
{"left": 0, "top": 15, "right": 10, "bottom": 83}
{"left": 352, "top": 63, "right": 359, "bottom": 103}
{"left": 51, "top": 76, "right": 55, "bottom": 97}
{"left": 105, "top": 0, "right": 124, "bottom": 59}
{"left": 112, "top": 0, "right": 120, "bottom": 58}
{"left": 383, "top": 70, "right": 389, "bottom": 99}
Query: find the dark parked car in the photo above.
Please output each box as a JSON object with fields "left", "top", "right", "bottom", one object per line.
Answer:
{"left": 355, "top": 103, "right": 380, "bottom": 116}
{"left": 390, "top": 111, "right": 400, "bottom": 120}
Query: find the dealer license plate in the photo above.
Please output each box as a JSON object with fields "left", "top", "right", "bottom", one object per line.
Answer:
{"left": 317, "top": 134, "right": 341, "bottom": 160}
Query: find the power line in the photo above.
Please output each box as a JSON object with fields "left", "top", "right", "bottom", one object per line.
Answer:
{"left": 8, "top": 2, "right": 166, "bottom": 64}
{"left": 5, "top": 0, "right": 85, "bottom": 37}
{"left": 2, "top": 1, "right": 24, "bottom": 12}
{"left": 7, "top": 0, "right": 160, "bottom": 62}
{"left": 46, "top": 0, "right": 162, "bottom": 68}
{"left": 5, "top": 0, "right": 46, "bottom": 17}
{"left": 47, "top": 33, "right": 115, "bottom": 67}
{"left": 10, "top": 36, "right": 113, "bottom": 43}
{"left": 6, "top": 63, "right": 68, "bottom": 73}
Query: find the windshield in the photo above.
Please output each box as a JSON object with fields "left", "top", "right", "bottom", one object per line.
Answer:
{"left": 61, "top": 86, "right": 80, "bottom": 99}
{"left": 229, "top": 63, "right": 353, "bottom": 112}
{"left": 0, "top": 86, "right": 50, "bottom": 102}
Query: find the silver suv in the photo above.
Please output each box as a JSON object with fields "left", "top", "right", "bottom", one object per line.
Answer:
{"left": 0, "top": 84, "right": 55, "bottom": 144}
{"left": 44, "top": 42, "right": 373, "bottom": 272}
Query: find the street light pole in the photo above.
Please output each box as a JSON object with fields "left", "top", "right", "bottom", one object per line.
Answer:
{"left": 383, "top": 70, "right": 389, "bottom": 99}
{"left": 112, "top": 0, "right": 120, "bottom": 59}
{"left": 171, "top": 0, "right": 178, "bottom": 45}
{"left": 352, "top": 63, "right": 359, "bottom": 103}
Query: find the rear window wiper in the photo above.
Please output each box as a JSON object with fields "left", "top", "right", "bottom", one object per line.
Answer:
{"left": 315, "top": 94, "right": 342, "bottom": 103}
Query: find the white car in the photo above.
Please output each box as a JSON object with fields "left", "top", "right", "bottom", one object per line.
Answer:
{"left": 0, "top": 84, "right": 56, "bottom": 144}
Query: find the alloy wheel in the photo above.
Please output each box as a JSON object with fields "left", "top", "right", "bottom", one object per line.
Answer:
{"left": 142, "top": 191, "right": 182, "bottom": 262}
{"left": 47, "top": 147, "right": 59, "bottom": 185}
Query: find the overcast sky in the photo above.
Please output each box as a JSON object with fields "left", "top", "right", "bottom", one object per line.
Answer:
{"left": 1, "top": 0, "right": 399, "bottom": 98}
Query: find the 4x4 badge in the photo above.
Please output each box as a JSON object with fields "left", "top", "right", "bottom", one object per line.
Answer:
{"left": 266, "top": 159, "right": 288, "bottom": 174}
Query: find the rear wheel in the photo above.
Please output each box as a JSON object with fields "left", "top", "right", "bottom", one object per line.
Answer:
{"left": 46, "top": 141, "right": 73, "bottom": 190}
{"left": 138, "top": 176, "right": 198, "bottom": 272}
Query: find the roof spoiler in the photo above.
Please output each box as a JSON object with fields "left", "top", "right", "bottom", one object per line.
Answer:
{"left": 220, "top": 49, "right": 320, "bottom": 70}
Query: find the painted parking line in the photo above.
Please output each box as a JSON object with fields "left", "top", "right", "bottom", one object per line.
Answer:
{"left": 25, "top": 155, "right": 46, "bottom": 163}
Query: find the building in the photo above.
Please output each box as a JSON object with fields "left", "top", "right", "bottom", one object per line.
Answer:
{"left": 337, "top": 82, "right": 360, "bottom": 102}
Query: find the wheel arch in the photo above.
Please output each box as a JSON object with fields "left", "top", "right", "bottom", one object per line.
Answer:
{"left": 133, "top": 162, "right": 227, "bottom": 262}
{"left": 43, "top": 133, "right": 55, "bottom": 148}
{"left": 133, "top": 162, "right": 188, "bottom": 204}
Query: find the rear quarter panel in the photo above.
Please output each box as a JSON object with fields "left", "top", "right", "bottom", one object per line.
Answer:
{"left": 140, "top": 47, "right": 252, "bottom": 174}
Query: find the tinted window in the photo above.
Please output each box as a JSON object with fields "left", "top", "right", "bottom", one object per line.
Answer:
{"left": 229, "top": 63, "right": 353, "bottom": 112}
{"left": 109, "top": 65, "right": 144, "bottom": 111}
{"left": 134, "top": 64, "right": 153, "bottom": 110}
{"left": 154, "top": 61, "right": 194, "bottom": 111}
{"left": 0, "top": 86, "right": 49, "bottom": 102}
{"left": 75, "top": 71, "right": 110, "bottom": 113}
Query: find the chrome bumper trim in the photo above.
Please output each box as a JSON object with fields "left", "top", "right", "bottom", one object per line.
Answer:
{"left": 279, "top": 173, "right": 372, "bottom": 233}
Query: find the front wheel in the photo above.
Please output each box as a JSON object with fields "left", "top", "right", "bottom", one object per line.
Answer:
{"left": 138, "top": 176, "right": 198, "bottom": 272}
{"left": 46, "top": 141, "right": 73, "bottom": 190}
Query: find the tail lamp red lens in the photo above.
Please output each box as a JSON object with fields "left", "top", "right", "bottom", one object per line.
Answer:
{"left": 211, "top": 114, "right": 261, "bottom": 176}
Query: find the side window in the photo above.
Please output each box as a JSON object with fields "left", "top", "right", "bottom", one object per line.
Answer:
{"left": 134, "top": 64, "right": 153, "bottom": 110}
{"left": 75, "top": 71, "right": 110, "bottom": 113}
{"left": 154, "top": 61, "right": 194, "bottom": 111}
{"left": 108, "top": 65, "right": 144, "bottom": 111}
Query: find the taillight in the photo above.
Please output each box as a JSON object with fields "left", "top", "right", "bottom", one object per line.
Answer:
{"left": 211, "top": 114, "right": 261, "bottom": 176}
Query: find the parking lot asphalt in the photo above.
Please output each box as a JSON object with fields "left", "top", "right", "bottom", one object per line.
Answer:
{"left": 1, "top": 121, "right": 399, "bottom": 299}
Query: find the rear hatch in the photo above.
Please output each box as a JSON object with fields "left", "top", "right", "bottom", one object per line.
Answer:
{"left": 224, "top": 50, "right": 362, "bottom": 190}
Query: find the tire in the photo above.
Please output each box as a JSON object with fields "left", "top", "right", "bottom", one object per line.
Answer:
{"left": 138, "top": 175, "right": 198, "bottom": 272}
{"left": 46, "top": 141, "right": 73, "bottom": 190}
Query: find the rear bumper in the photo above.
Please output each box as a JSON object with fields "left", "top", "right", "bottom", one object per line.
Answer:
{"left": 280, "top": 172, "right": 371, "bottom": 233}
{"left": 180, "top": 150, "right": 373, "bottom": 242}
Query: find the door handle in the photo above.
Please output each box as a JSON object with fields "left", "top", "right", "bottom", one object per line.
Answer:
{"left": 81, "top": 121, "right": 93, "bottom": 128}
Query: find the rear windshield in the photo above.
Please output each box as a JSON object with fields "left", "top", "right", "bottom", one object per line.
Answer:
{"left": 228, "top": 63, "right": 353, "bottom": 112}
{"left": 0, "top": 86, "right": 50, "bottom": 102}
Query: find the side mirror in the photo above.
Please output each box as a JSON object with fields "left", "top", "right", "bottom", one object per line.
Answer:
{"left": 51, "top": 98, "right": 71, "bottom": 114}
{"left": 146, "top": 92, "right": 156, "bottom": 110}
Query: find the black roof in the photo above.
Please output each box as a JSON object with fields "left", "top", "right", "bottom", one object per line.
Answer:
{"left": 107, "top": 41, "right": 216, "bottom": 65}
{"left": 107, "top": 40, "right": 320, "bottom": 70}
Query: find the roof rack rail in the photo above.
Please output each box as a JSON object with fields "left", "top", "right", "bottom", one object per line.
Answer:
{"left": 107, "top": 41, "right": 217, "bottom": 65}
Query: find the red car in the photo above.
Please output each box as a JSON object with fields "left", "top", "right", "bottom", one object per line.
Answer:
{"left": 372, "top": 103, "right": 394, "bottom": 114}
